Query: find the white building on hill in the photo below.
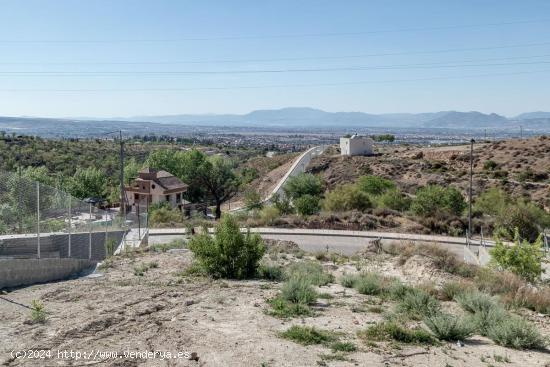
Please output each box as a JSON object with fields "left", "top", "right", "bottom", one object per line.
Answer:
{"left": 340, "top": 134, "right": 374, "bottom": 156}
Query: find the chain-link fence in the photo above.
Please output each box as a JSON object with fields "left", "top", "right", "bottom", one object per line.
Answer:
{"left": 0, "top": 170, "right": 147, "bottom": 261}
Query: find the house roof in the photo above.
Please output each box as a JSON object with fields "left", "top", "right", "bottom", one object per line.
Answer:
{"left": 133, "top": 167, "right": 188, "bottom": 192}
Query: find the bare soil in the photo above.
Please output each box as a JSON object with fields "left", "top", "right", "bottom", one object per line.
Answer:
{"left": 1, "top": 241, "right": 549, "bottom": 367}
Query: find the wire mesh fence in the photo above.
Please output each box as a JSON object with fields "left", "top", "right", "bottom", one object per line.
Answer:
{"left": 0, "top": 170, "right": 147, "bottom": 260}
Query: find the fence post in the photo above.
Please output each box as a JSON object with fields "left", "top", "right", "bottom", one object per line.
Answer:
{"left": 68, "top": 195, "right": 72, "bottom": 258}
{"left": 89, "top": 203, "right": 92, "bottom": 260}
{"left": 36, "top": 182, "right": 41, "bottom": 259}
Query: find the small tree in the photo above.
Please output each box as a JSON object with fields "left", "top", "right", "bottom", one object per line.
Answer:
{"left": 294, "top": 194, "right": 321, "bottom": 216}
{"left": 378, "top": 189, "right": 411, "bottom": 212}
{"left": 187, "top": 215, "right": 265, "bottom": 279}
{"left": 283, "top": 173, "right": 323, "bottom": 200}
{"left": 68, "top": 167, "right": 107, "bottom": 199}
{"left": 272, "top": 193, "right": 294, "bottom": 215}
{"left": 323, "top": 184, "right": 372, "bottom": 212}
{"left": 491, "top": 230, "right": 545, "bottom": 282}
{"left": 357, "top": 175, "right": 395, "bottom": 196}
{"left": 244, "top": 190, "right": 263, "bottom": 210}
{"left": 411, "top": 185, "right": 466, "bottom": 217}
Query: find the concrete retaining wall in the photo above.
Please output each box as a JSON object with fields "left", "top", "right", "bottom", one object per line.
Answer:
{"left": 0, "top": 258, "right": 97, "bottom": 289}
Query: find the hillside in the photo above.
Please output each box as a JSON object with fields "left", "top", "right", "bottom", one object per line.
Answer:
{"left": 308, "top": 136, "right": 550, "bottom": 209}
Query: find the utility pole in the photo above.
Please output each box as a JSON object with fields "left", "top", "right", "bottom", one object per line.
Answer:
{"left": 468, "top": 139, "right": 475, "bottom": 239}
{"left": 119, "top": 130, "right": 125, "bottom": 217}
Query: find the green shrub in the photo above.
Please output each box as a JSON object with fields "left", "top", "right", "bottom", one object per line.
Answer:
{"left": 455, "top": 291, "right": 498, "bottom": 314}
{"left": 469, "top": 306, "right": 508, "bottom": 336}
{"left": 149, "top": 239, "right": 186, "bottom": 253}
{"left": 397, "top": 289, "right": 440, "bottom": 320}
{"left": 258, "top": 205, "right": 280, "bottom": 225}
{"left": 411, "top": 185, "right": 466, "bottom": 217}
{"left": 268, "top": 297, "right": 313, "bottom": 318}
{"left": 357, "top": 175, "right": 395, "bottom": 196}
{"left": 279, "top": 326, "right": 337, "bottom": 345}
{"left": 359, "top": 322, "right": 436, "bottom": 344}
{"left": 330, "top": 341, "right": 357, "bottom": 352}
{"left": 386, "top": 280, "right": 415, "bottom": 301}
{"left": 244, "top": 190, "right": 263, "bottom": 210}
{"left": 495, "top": 201, "right": 550, "bottom": 242}
{"left": 486, "top": 316, "right": 546, "bottom": 350}
{"left": 340, "top": 274, "right": 357, "bottom": 288}
{"left": 483, "top": 160, "right": 499, "bottom": 171}
{"left": 440, "top": 281, "right": 472, "bottom": 301}
{"left": 354, "top": 273, "right": 385, "bottom": 296}
{"left": 473, "top": 188, "right": 510, "bottom": 216}
{"left": 30, "top": 300, "right": 47, "bottom": 324}
{"left": 187, "top": 215, "right": 265, "bottom": 279}
{"left": 257, "top": 263, "right": 285, "bottom": 281}
{"left": 294, "top": 194, "right": 321, "bottom": 216}
{"left": 323, "top": 184, "right": 372, "bottom": 212}
{"left": 281, "top": 277, "right": 318, "bottom": 304}
{"left": 149, "top": 206, "right": 184, "bottom": 227}
{"left": 424, "top": 313, "right": 474, "bottom": 341}
{"left": 286, "top": 261, "right": 334, "bottom": 286}
{"left": 377, "top": 189, "right": 411, "bottom": 211}
{"left": 491, "top": 230, "right": 545, "bottom": 282}
{"left": 271, "top": 193, "right": 294, "bottom": 215}
{"left": 283, "top": 173, "right": 323, "bottom": 199}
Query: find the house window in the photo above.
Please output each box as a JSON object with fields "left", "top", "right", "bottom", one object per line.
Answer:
{"left": 176, "top": 193, "right": 181, "bottom": 201}
{"left": 152, "top": 184, "right": 156, "bottom": 189}
{"left": 165, "top": 195, "right": 170, "bottom": 202}
{"left": 134, "top": 193, "right": 139, "bottom": 200}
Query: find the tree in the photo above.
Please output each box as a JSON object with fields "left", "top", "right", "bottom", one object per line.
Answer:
{"left": 244, "top": 190, "right": 263, "bottom": 210}
{"left": 411, "top": 185, "right": 466, "bottom": 217}
{"left": 68, "top": 167, "right": 107, "bottom": 199}
{"left": 491, "top": 230, "right": 545, "bottom": 282}
{"left": 196, "top": 155, "right": 241, "bottom": 219}
{"left": 474, "top": 188, "right": 510, "bottom": 216}
{"left": 187, "top": 215, "right": 265, "bottom": 279}
{"left": 323, "top": 184, "right": 372, "bottom": 212}
{"left": 294, "top": 194, "right": 321, "bottom": 216}
{"left": 357, "top": 175, "right": 395, "bottom": 196}
{"left": 283, "top": 173, "right": 323, "bottom": 200}
{"left": 378, "top": 189, "right": 411, "bottom": 212}
{"left": 495, "top": 200, "right": 550, "bottom": 242}
{"left": 124, "top": 158, "right": 142, "bottom": 185}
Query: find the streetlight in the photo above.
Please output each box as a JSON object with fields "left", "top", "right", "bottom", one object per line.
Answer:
{"left": 468, "top": 139, "right": 475, "bottom": 240}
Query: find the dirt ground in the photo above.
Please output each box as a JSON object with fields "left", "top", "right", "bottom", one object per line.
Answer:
{"left": 1, "top": 242, "right": 549, "bottom": 367}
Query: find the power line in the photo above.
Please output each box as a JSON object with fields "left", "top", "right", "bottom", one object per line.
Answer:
{"left": 1, "top": 43, "right": 550, "bottom": 65}
{"left": 1, "top": 69, "right": 548, "bottom": 92}
{"left": 0, "top": 18, "right": 548, "bottom": 43}
{"left": 1, "top": 59, "right": 550, "bottom": 76}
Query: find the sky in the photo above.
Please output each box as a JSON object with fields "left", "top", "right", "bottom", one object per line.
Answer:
{"left": 1, "top": 0, "right": 550, "bottom": 118}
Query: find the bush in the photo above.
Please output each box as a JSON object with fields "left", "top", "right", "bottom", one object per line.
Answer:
{"left": 359, "top": 322, "right": 436, "bottom": 344}
{"left": 424, "top": 313, "right": 474, "bottom": 341}
{"left": 323, "top": 184, "right": 372, "bottom": 212}
{"left": 286, "top": 261, "right": 334, "bottom": 286}
{"left": 268, "top": 297, "right": 312, "bottom": 318}
{"left": 486, "top": 316, "right": 546, "bottom": 350}
{"left": 330, "top": 341, "right": 357, "bottom": 352}
{"left": 490, "top": 230, "right": 545, "bottom": 282}
{"left": 474, "top": 188, "right": 510, "bottom": 216}
{"left": 483, "top": 160, "right": 499, "bottom": 171}
{"left": 455, "top": 291, "right": 498, "bottom": 314}
{"left": 386, "top": 280, "right": 415, "bottom": 301}
{"left": 440, "top": 281, "right": 472, "bottom": 301}
{"left": 187, "top": 215, "right": 265, "bottom": 279}
{"left": 279, "top": 326, "right": 337, "bottom": 345}
{"left": 271, "top": 193, "right": 294, "bottom": 215}
{"left": 340, "top": 274, "right": 357, "bottom": 288}
{"left": 354, "top": 273, "right": 385, "bottom": 296}
{"left": 357, "top": 175, "right": 395, "bottom": 196}
{"left": 495, "top": 201, "right": 550, "bottom": 242}
{"left": 244, "top": 190, "right": 263, "bottom": 210}
{"left": 283, "top": 173, "right": 323, "bottom": 199}
{"left": 149, "top": 206, "right": 184, "bottom": 227}
{"left": 377, "top": 189, "right": 411, "bottom": 211}
{"left": 411, "top": 185, "right": 466, "bottom": 217}
{"left": 294, "top": 194, "right": 321, "bottom": 216}
{"left": 30, "top": 300, "right": 47, "bottom": 324}
{"left": 257, "top": 263, "right": 285, "bottom": 281}
{"left": 259, "top": 206, "right": 280, "bottom": 226}
{"left": 281, "top": 277, "right": 318, "bottom": 304}
{"left": 469, "top": 306, "right": 508, "bottom": 336}
{"left": 397, "top": 289, "right": 440, "bottom": 320}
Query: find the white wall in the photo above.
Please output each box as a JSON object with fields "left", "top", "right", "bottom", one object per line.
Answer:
{"left": 340, "top": 137, "right": 374, "bottom": 156}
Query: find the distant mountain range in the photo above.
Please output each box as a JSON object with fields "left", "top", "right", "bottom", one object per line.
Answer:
{"left": 0, "top": 108, "right": 549, "bottom": 138}
{"left": 118, "top": 107, "right": 550, "bottom": 129}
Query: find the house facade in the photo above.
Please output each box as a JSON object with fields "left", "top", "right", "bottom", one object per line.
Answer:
{"left": 340, "top": 134, "right": 374, "bottom": 156}
{"left": 125, "top": 168, "right": 188, "bottom": 212}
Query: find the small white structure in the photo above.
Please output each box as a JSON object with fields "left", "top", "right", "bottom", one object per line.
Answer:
{"left": 340, "top": 134, "right": 374, "bottom": 156}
